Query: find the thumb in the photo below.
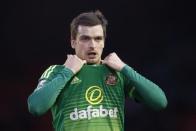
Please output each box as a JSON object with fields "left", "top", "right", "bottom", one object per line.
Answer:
{"left": 82, "top": 60, "right": 87, "bottom": 64}
{"left": 101, "top": 60, "right": 106, "bottom": 64}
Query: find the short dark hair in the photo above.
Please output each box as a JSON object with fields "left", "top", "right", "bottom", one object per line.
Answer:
{"left": 70, "top": 10, "right": 108, "bottom": 40}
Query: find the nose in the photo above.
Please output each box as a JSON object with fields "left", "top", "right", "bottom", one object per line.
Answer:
{"left": 89, "top": 39, "right": 96, "bottom": 48}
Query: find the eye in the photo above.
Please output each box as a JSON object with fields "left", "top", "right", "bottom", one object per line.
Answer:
{"left": 80, "top": 36, "right": 91, "bottom": 41}
{"left": 94, "top": 36, "right": 103, "bottom": 41}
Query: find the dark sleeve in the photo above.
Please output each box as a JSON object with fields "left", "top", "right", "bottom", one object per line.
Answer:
{"left": 27, "top": 65, "right": 74, "bottom": 116}
{"left": 121, "top": 65, "right": 168, "bottom": 110}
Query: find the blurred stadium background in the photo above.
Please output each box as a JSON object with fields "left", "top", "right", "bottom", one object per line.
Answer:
{"left": 1, "top": 0, "right": 196, "bottom": 131}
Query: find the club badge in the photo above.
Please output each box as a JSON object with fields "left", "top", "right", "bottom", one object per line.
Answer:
{"left": 105, "top": 73, "right": 117, "bottom": 86}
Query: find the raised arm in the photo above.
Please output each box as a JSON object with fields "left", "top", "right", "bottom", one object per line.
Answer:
{"left": 27, "top": 65, "right": 74, "bottom": 116}
{"left": 121, "top": 65, "right": 168, "bottom": 110}
{"left": 102, "top": 52, "right": 168, "bottom": 110}
{"left": 28, "top": 55, "right": 86, "bottom": 116}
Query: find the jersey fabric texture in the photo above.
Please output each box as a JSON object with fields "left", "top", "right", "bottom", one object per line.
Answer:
{"left": 28, "top": 64, "right": 167, "bottom": 131}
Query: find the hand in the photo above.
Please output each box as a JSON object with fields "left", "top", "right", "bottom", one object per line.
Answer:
{"left": 102, "top": 52, "right": 126, "bottom": 71}
{"left": 64, "top": 55, "right": 86, "bottom": 74}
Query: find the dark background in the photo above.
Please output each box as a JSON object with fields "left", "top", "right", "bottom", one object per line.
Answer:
{"left": 1, "top": 0, "right": 196, "bottom": 131}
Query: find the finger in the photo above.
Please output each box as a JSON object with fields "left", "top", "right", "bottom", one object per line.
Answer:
{"left": 109, "top": 52, "right": 114, "bottom": 56}
{"left": 105, "top": 55, "right": 112, "bottom": 61}
{"left": 112, "top": 52, "right": 116, "bottom": 55}
{"left": 103, "top": 55, "right": 109, "bottom": 61}
{"left": 67, "top": 54, "right": 74, "bottom": 58}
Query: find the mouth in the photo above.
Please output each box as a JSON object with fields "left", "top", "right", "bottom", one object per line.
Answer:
{"left": 87, "top": 52, "right": 97, "bottom": 58}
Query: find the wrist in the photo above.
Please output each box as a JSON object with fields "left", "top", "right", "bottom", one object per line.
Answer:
{"left": 118, "top": 62, "right": 126, "bottom": 71}
{"left": 63, "top": 65, "right": 76, "bottom": 74}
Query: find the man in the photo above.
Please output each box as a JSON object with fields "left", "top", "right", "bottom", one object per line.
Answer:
{"left": 28, "top": 10, "right": 168, "bottom": 131}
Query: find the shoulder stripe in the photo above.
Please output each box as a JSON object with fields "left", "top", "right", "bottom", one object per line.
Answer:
{"left": 41, "top": 66, "right": 53, "bottom": 78}
{"left": 41, "top": 65, "right": 57, "bottom": 79}
{"left": 45, "top": 65, "right": 57, "bottom": 78}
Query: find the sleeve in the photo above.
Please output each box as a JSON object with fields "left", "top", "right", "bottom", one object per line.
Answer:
{"left": 27, "top": 65, "right": 74, "bottom": 116}
{"left": 121, "top": 65, "right": 168, "bottom": 110}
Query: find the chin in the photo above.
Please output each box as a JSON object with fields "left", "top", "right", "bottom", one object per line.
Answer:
{"left": 87, "top": 59, "right": 100, "bottom": 64}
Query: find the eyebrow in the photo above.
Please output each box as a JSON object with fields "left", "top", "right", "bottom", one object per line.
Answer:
{"left": 80, "top": 35, "right": 104, "bottom": 39}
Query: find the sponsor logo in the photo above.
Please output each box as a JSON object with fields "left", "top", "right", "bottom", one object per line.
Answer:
{"left": 85, "top": 86, "right": 103, "bottom": 105}
{"left": 70, "top": 105, "right": 118, "bottom": 120}
{"left": 71, "top": 76, "right": 82, "bottom": 84}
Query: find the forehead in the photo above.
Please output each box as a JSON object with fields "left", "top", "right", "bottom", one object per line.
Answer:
{"left": 77, "top": 25, "right": 104, "bottom": 37}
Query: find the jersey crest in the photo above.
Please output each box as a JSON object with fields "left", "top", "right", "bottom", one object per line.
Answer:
{"left": 105, "top": 73, "right": 117, "bottom": 86}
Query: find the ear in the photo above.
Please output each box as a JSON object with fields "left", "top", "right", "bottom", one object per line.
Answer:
{"left": 71, "top": 39, "right": 76, "bottom": 49}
